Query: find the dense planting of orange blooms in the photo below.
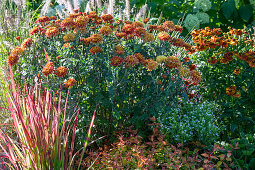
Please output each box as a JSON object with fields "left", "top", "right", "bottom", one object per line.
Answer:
{"left": 191, "top": 27, "right": 255, "bottom": 97}
{"left": 9, "top": 11, "right": 203, "bottom": 89}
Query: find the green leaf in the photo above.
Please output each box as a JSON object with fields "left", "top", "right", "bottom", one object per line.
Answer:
{"left": 238, "top": 5, "right": 253, "bottom": 22}
{"left": 221, "top": 0, "right": 236, "bottom": 19}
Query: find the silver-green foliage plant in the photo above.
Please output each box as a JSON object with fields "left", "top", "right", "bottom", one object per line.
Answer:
{"left": 158, "top": 101, "right": 224, "bottom": 145}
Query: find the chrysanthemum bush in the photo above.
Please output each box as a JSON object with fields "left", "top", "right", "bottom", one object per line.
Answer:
{"left": 8, "top": 11, "right": 201, "bottom": 141}
{"left": 190, "top": 27, "right": 255, "bottom": 137}
{"left": 157, "top": 101, "right": 224, "bottom": 145}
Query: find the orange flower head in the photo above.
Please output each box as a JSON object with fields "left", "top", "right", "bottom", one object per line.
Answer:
{"left": 75, "top": 16, "right": 89, "bottom": 28}
{"left": 63, "top": 43, "right": 71, "bottom": 49}
{"left": 42, "top": 61, "right": 54, "bottom": 76}
{"left": 90, "top": 46, "right": 102, "bottom": 54}
{"left": 35, "top": 16, "right": 49, "bottom": 23}
{"left": 61, "top": 17, "right": 76, "bottom": 28}
{"left": 163, "top": 21, "right": 175, "bottom": 30}
{"left": 146, "top": 59, "right": 158, "bottom": 71}
{"left": 45, "top": 27, "right": 60, "bottom": 37}
{"left": 190, "top": 70, "right": 201, "bottom": 85}
{"left": 69, "top": 13, "right": 81, "bottom": 19}
{"left": 11, "top": 47, "right": 24, "bottom": 56}
{"left": 134, "top": 53, "right": 146, "bottom": 65}
{"left": 21, "top": 38, "right": 33, "bottom": 49}
{"left": 90, "top": 34, "right": 103, "bottom": 44}
{"left": 110, "top": 56, "right": 123, "bottom": 66}
{"left": 64, "top": 33, "right": 76, "bottom": 42}
{"left": 30, "top": 27, "right": 40, "bottom": 36}
{"left": 55, "top": 66, "right": 69, "bottom": 77}
{"left": 178, "top": 67, "right": 190, "bottom": 78}
{"left": 88, "top": 11, "right": 97, "bottom": 18}
{"left": 248, "top": 58, "right": 255, "bottom": 67}
{"left": 114, "top": 45, "right": 125, "bottom": 55}
{"left": 208, "top": 56, "right": 217, "bottom": 64}
{"left": 122, "top": 24, "right": 135, "bottom": 34}
{"left": 124, "top": 55, "right": 139, "bottom": 67}
{"left": 132, "top": 21, "right": 144, "bottom": 28}
{"left": 64, "top": 78, "right": 77, "bottom": 88}
{"left": 94, "top": 16, "right": 103, "bottom": 25}
{"left": 226, "top": 86, "right": 237, "bottom": 96}
{"left": 147, "top": 25, "right": 158, "bottom": 32}
{"left": 171, "top": 38, "right": 185, "bottom": 47}
{"left": 102, "top": 14, "right": 113, "bottom": 22}
{"left": 165, "top": 56, "right": 181, "bottom": 69}
{"left": 15, "top": 36, "right": 20, "bottom": 41}
{"left": 143, "top": 18, "right": 149, "bottom": 24}
{"left": 134, "top": 27, "right": 147, "bottom": 37}
{"left": 174, "top": 25, "right": 183, "bottom": 32}
{"left": 232, "top": 90, "right": 241, "bottom": 98}
{"left": 7, "top": 53, "right": 19, "bottom": 66}
{"left": 49, "top": 16, "right": 57, "bottom": 20}
{"left": 158, "top": 32, "right": 171, "bottom": 41}
{"left": 100, "top": 26, "right": 113, "bottom": 35}
{"left": 233, "top": 68, "right": 241, "bottom": 75}
{"left": 143, "top": 33, "right": 154, "bottom": 42}
{"left": 81, "top": 37, "right": 91, "bottom": 45}
{"left": 116, "top": 32, "right": 127, "bottom": 39}
{"left": 157, "top": 25, "right": 167, "bottom": 32}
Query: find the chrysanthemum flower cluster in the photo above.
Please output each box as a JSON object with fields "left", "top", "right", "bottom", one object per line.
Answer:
{"left": 13, "top": 11, "right": 201, "bottom": 90}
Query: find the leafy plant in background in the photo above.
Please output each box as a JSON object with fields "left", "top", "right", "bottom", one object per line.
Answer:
{"left": 190, "top": 27, "right": 255, "bottom": 138}
{"left": 158, "top": 101, "right": 224, "bottom": 145}
{"left": 9, "top": 11, "right": 201, "bottom": 145}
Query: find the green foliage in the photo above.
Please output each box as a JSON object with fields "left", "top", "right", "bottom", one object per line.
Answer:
{"left": 158, "top": 101, "right": 224, "bottom": 145}
{"left": 191, "top": 27, "right": 255, "bottom": 138}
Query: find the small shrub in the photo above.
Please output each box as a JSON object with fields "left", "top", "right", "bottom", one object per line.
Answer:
{"left": 158, "top": 101, "right": 224, "bottom": 145}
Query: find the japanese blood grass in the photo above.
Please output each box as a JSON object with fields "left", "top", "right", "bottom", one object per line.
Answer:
{"left": 0, "top": 63, "right": 96, "bottom": 169}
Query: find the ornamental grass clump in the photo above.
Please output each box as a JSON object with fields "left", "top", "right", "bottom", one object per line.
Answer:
{"left": 12, "top": 11, "right": 200, "bottom": 139}
{"left": 190, "top": 27, "right": 255, "bottom": 137}
{"left": 0, "top": 63, "right": 96, "bottom": 169}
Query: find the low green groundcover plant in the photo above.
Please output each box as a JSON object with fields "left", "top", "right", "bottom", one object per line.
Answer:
{"left": 158, "top": 101, "right": 224, "bottom": 145}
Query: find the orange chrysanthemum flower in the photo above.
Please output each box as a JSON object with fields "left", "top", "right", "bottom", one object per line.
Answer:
{"left": 158, "top": 32, "right": 171, "bottom": 41}
{"left": 163, "top": 21, "right": 175, "bottom": 30}
{"left": 226, "top": 86, "right": 237, "bottom": 96}
{"left": 42, "top": 61, "right": 54, "bottom": 76}
{"left": 134, "top": 53, "right": 146, "bottom": 65}
{"left": 55, "top": 66, "right": 69, "bottom": 77}
{"left": 90, "top": 34, "right": 103, "bottom": 44}
{"left": 122, "top": 24, "right": 135, "bottom": 34}
{"left": 49, "top": 16, "right": 57, "bottom": 20}
{"left": 146, "top": 59, "right": 158, "bottom": 71}
{"left": 21, "top": 38, "right": 33, "bottom": 49}
{"left": 110, "top": 56, "right": 123, "bottom": 66}
{"left": 80, "top": 37, "right": 91, "bottom": 45}
{"left": 116, "top": 33, "right": 127, "bottom": 39}
{"left": 35, "top": 16, "right": 49, "bottom": 23}
{"left": 45, "top": 27, "right": 60, "bottom": 38}
{"left": 124, "top": 55, "right": 139, "bottom": 67}
{"left": 114, "top": 45, "right": 125, "bottom": 55}
{"left": 165, "top": 56, "right": 181, "bottom": 69}
{"left": 69, "top": 13, "right": 81, "bottom": 19}
{"left": 248, "top": 58, "right": 255, "bottom": 67}
{"left": 143, "top": 18, "right": 149, "bottom": 24}
{"left": 88, "top": 11, "right": 97, "bottom": 18}
{"left": 232, "top": 90, "right": 241, "bottom": 98}
{"left": 100, "top": 26, "right": 113, "bottom": 35}
{"left": 174, "top": 25, "right": 183, "bottom": 32}
{"left": 7, "top": 53, "right": 19, "bottom": 66}
{"left": 75, "top": 16, "right": 89, "bottom": 28}
{"left": 15, "top": 36, "right": 20, "bottom": 41}
{"left": 178, "top": 67, "right": 190, "bottom": 78}
{"left": 102, "top": 14, "right": 113, "bottom": 22}
{"left": 134, "top": 27, "right": 147, "bottom": 37}
{"left": 64, "top": 78, "right": 77, "bottom": 88}
{"left": 61, "top": 17, "right": 76, "bottom": 28}
{"left": 190, "top": 70, "right": 201, "bottom": 85}
{"left": 29, "top": 27, "right": 40, "bottom": 36}
{"left": 64, "top": 33, "right": 76, "bottom": 42}
{"left": 90, "top": 46, "right": 102, "bottom": 54}
{"left": 132, "top": 21, "right": 144, "bottom": 28}
{"left": 157, "top": 26, "right": 167, "bottom": 32}
{"left": 143, "top": 33, "right": 154, "bottom": 42}
{"left": 11, "top": 47, "right": 24, "bottom": 56}
{"left": 233, "top": 68, "right": 241, "bottom": 75}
